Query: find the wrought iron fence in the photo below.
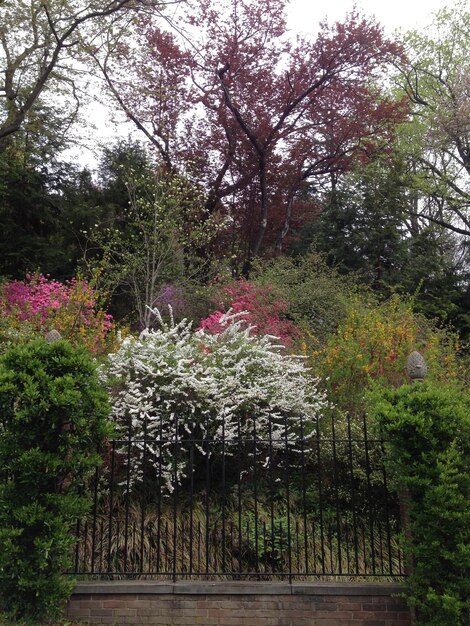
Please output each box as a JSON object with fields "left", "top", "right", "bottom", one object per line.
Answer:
{"left": 70, "top": 413, "right": 404, "bottom": 580}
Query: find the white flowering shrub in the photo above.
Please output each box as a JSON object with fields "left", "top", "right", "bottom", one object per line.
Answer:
{"left": 103, "top": 311, "right": 327, "bottom": 491}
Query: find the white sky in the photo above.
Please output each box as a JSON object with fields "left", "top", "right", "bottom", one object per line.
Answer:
{"left": 287, "top": 0, "right": 450, "bottom": 35}
{"left": 71, "top": 0, "right": 452, "bottom": 170}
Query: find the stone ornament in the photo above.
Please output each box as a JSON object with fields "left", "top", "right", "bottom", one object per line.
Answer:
{"left": 45, "top": 329, "right": 62, "bottom": 343}
{"left": 406, "top": 351, "right": 427, "bottom": 381}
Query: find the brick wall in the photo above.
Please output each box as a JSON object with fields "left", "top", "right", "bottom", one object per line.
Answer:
{"left": 67, "top": 581, "right": 412, "bottom": 625}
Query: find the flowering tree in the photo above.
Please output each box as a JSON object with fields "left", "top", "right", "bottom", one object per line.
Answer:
{"left": 84, "top": 163, "right": 217, "bottom": 330}
{"left": 0, "top": 274, "right": 113, "bottom": 353}
{"left": 103, "top": 311, "right": 326, "bottom": 490}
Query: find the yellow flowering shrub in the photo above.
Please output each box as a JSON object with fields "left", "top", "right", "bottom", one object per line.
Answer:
{"left": 312, "top": 295, "right": 464, "bottom": 412}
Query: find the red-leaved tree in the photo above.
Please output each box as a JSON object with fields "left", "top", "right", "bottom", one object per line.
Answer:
{"left": 99, "top": 0, "right": 408, "bottom": 274}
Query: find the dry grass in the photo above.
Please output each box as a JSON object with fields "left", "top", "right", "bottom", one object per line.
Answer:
{"left": 72, "top": 498, "right": 403, "bottom": 581}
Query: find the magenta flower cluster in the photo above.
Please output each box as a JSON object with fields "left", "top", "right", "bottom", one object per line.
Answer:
{"left": 0, "top": 274, "right": 113, "bottom": 352}
{"left": 199, "top": 280, "right": 300, "bottom": 346}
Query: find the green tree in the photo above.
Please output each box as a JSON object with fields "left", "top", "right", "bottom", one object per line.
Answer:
{"left": 397, "top": 0, "right": 470, "bottom": 238}
{"left": 0, "top": 128, "right": 77, "bottom": 278}
{"left": 306, "top": 157, "right": 411, "bottom": 288}
{"left": 83, "top": 141, "right": 217, "bottom": 328}
{"left": 368, "top": 382, "right": 470, "bottom": 625}
{"left": 291, "top": 155, "right": 470, "bottom": 338}
{"left": 0, "top": 339, "right": 112, "bottom": 619}
{"left": 253, "top": 252, "right": 366, "bottom": 342}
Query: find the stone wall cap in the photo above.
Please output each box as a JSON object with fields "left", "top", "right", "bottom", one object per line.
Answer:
{"left": 73, "top": 579, "right": 405, "bottom": 596}
{"left": 291, "top": 582, "right": 405, "bottom": 595}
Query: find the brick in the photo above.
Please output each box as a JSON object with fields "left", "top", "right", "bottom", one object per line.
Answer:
{"left": 341, "top": 602, "right": 362, "bottom": 611}
{"left": 67, "top": 582, "right": 412, "bottom": 626}
{"left": 79, "top": 600, "right": 103, "bottom": 609}
{"left": 103, "top": 599, "right": 128, "bottom": 608}
{"left": 363, "top": 603, "right": 388, "bottom": 611}
{"left": 89, "top": 608, "right": 114, "bottom": 617}
{"left": 391, "top": 603, "right": 410, "bottom": 612}
{"left": 112, "top": 608, "right": 138, "bottom": 617}
{"left": 67, "top": 608, "right": 91, "bottom": 617}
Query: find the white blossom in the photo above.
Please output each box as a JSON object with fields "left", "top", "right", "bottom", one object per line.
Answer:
{"left": 102, "top": 312, "right": 327, "bottom": 491}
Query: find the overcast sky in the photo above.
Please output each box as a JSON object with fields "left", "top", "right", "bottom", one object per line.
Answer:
{"left": 71, "top": 0, "right": 451, "bottom": 169}
{"left": 287, "top": 0, "right": 449, "bottom": 34}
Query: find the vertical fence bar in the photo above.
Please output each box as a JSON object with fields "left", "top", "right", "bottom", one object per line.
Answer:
{"left": 156, "top": 415, "right": 163, "bottom": 575}
{"left": 83, "top": 519, "right": 89, "bottom": 574}
{"left": 283, "top": 414, "right": 292, "bottom": 582}
{"left": 345, "top": 525, "right": 351, "bottom": 574}
{"left": 315, "top": 419, "right": 326, "bottom": 574}
{"left": 331, "top": 414, "right": 342, "bottom": 574}
{"left": 205, "top": 412, "right": 210, "bottom": 576}
{"left": 312, "top": 520, "right": 317, "bottom": 572}
{"left": 230, "top": 521, "right": 234, "bottom": 573}
{"left": 189, "top": 420, "right": 195, "bottom": 577}
{"left": 299, "top": 415, "right": 309, "bottom": 575}
{"left": 380, "top": 439, "right": 394, "bottom": 575}
{"left": 263, "top": 521, "right": 267, "bottom": 574}
{"left": 347, "top": 413, "right": 360, "bottom": 574}
{"left": 237, "top": 414, "right": 242, "bottom": 576}
{"left": 268, "top": 414, "right": 276, "bottom": 574}
{"left": 74, "top": 519, "right": 81, "bottom": 573}
{"left": 116, "top": 516, "right": 121, "bottom": 573}
{"left": 197, "top": 520, "right": 201, "bottom": 573}
{"left": 99, "top": 520, "right": 104, "bottom": 573}
{"left": 181, "top": 519, "right": 185, "bottom": 575}
{"left": 165, "top": 519, "right": 170, "bottom": 574}
{"left": 123, "top": 424, "right": 132, "bottom": 573}
{"left": 107, "top": 440, "right": 116, "bottom": 574}
{"left": 221, "top": 416, "right": 227, "bottom": 575}
{"left": 363, "top": 413, "right": 376, "bottom": 575}
{"left": 253, "top": 416, "right": 259, "bottom": 576}
{"left": 90, "top": 451, "right": 100, "bottom": 574}
{"left": 132, "top": 521, "right": 136, "bottom": 573}
{"left": 140, "top": 415, "right": 148, "bottom": 574}
{"left": 173, "top": 413, "right": 179, "bottom": 582}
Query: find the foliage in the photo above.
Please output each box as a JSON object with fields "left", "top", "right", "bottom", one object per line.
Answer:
{"left": 102, "top": 0, "right": 407, "bottom": 272}
{"left": 84, "top": 146, "right": 218, "bottom": 329}
{"left": 103, "top": 311, "right": 326, "bottom": 489}
{"left": 396, "top": 0, "right": 470, "bottom": 238}
{"left": 314, "top": 295, "right": 463, "bottom": 412}
{"left": 0, "top": 340, "right": 112, "bottom": 620}
{"left": 300, "top": 156, "right": 470, "bottom": 338}
{"left": 253, "top": 252, "right": 366, "bottom": 342}
{"left": 199, "top": 280, "right": 301, "bottom": 347}
{"left": 292, "top": 156, "right": 412, "bottom": 282}
{"left": 368, "top": 381, "right": 470, "bottom": 625}
{"left": 0, "top": 0, "right": 166, "bottom": 141}
{"left": 0, "top": 134, "right": 80, "bottom": 279}
{"left": 0, "top": 274, "right": 113, "bottom": 354}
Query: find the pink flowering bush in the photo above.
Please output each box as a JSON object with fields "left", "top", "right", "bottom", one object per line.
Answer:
{"left": 199, "top": 280, "right": 301, "bottom": 347}
{"left": 0, "top": 274, "right": 113, "bottom": 354}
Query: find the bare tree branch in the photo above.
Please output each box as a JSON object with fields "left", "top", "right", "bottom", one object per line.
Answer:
{"left": 0, "top": 0, "right": 175, "bottom": 140}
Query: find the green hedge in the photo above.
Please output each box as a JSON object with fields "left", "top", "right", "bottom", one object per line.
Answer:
{"left": 0, "top": 339, "right": 112, "bottom": 620}
{"left": 368, "top": 381, "right": 470, "bottom": 625}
